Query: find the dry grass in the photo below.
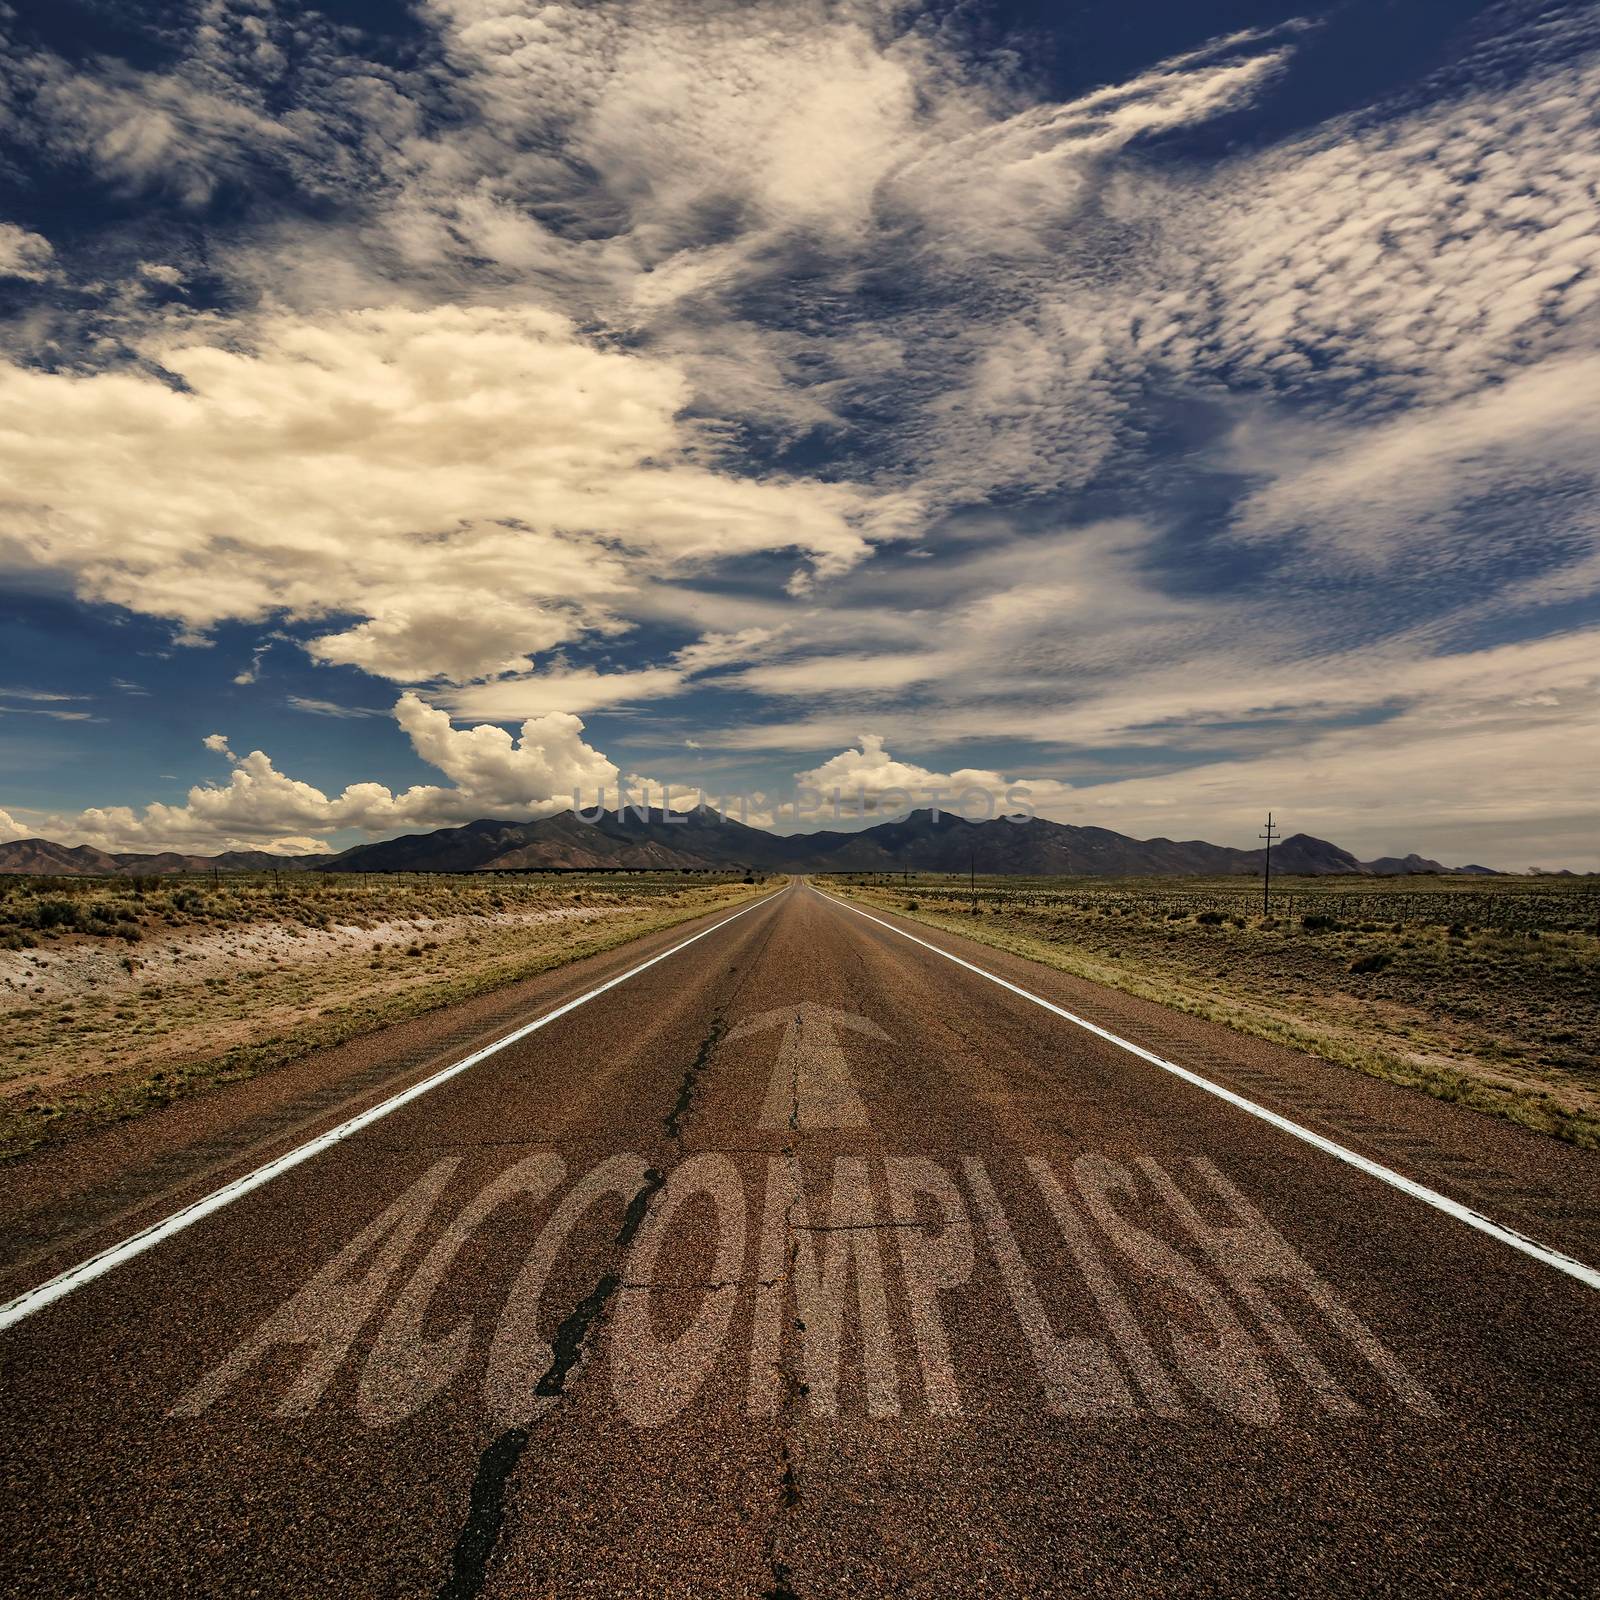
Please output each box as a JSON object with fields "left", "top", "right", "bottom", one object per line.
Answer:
{"left": 0, "top": 872, "right": 773, "bottom": 1161}
{"left": 830, "top": 873, "right": 1600, "bottom": 1148}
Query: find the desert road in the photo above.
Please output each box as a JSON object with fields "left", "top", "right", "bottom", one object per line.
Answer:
{"left": 2, "top": 878, "right": 1596, "bottom": 1598}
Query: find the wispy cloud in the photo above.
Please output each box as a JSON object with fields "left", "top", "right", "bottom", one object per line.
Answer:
{"left": 286, "top": 696, "right": 385, "bottom": 719}
{"left": 0, "top": 687, "right": 96, "bottom": 721}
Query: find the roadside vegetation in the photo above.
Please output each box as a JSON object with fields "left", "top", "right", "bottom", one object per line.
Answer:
{"left": 830, "top": 873, "right": 1600, "bottom": 1148}
{"left": 0, "top": 871, "right": 774, "bottom": 1161}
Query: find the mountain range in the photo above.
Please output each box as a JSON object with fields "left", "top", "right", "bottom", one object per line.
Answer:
{"left": 0, "top": 808, "right": 1504, "bottom": 878}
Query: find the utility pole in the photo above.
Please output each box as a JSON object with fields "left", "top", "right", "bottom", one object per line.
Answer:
{"left": 1259, "top": 811, "right": 1280, "bottom": 916}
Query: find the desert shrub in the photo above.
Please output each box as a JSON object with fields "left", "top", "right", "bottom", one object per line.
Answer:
{"left": 28, "top": 897, "right": 82, "bottom": 930}
{"left": 1302, "top": 914, "right": 1340, "bottom": 932}
{"left": 1349, "top": 951, "right": 1392, "bottom": 974}
{"left": 1195, "top": 910, "right": 1226, "bottom": 926}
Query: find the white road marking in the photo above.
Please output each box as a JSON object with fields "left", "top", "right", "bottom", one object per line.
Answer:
{"left": 728, "top": 1001, "right": 883, "bottom": 1129}
{"left": 815, "top": 885, "right": 1600, "bottom": 1293}
{"left": 0, "top": 889, "right": 785, "bottom": 1335}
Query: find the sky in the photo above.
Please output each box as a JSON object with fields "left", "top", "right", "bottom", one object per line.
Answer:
{"left": 0, "top": 0, "right": 1597, "bottom": 868}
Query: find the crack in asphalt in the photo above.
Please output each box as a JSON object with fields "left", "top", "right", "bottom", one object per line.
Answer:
{"left": 435, "top": 1166, "right": 667, "bottom": 1600}
{"left": 761, "top": 1177, "right": 811, "bottom": 1599}
{"left": 787, "top": 1010, "right": 803, "bottom": 1134}
{"left": 434, "top": 900, "right": 787, "bottom": 1597}
{"left": 665, "top": 1014, "right": 727, "bottom": 1143}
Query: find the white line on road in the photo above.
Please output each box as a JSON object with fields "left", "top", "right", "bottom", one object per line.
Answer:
{"left": 815, "top": 885, "right": 1600, "bottom": 1293}
{"left": 0, "top": 888, "right": 787, "bottom": 1334}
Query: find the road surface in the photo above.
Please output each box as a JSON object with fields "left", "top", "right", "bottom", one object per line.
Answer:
{"left": 2, "top": 879, "right": 1596, "bottom": 1597}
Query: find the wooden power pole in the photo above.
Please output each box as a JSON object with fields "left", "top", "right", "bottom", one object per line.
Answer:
{"left": 1259, "top": 811, "right": 1280, "bottom": 916}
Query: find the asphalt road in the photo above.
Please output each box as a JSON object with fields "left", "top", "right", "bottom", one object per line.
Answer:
{"left": 2, "top": 878, "right": 1597, "bottom": 1598}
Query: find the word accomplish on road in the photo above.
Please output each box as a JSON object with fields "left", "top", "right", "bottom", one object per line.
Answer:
{"left": 175, "top": 1144, "right": 1437, "bottom": 1429}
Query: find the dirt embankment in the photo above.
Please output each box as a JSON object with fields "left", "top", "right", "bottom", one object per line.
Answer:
{"left": 0, "top": 903, "right": 617, "bottom": 1012}
{"left": 0, "top": 875, "right": 770, "bottom": 1159}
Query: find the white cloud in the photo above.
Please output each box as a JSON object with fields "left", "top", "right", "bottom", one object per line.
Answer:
{"left": 438, "top": 667, "right": 688, "bottom": 720}
{"left": 795, "top": 733, "right": 1071, "bottom": 816}
{"left": 671, "top": 628, "right": 781, "bottom": 674}
{"left": 1230, "top": 351, "right": 1600, "bottom": 573}
{"left": 736, "top": 652, "right": 946, "bottom": 698}
{"left": 391, "top": 691, "right": 618, "bottom": 812}
{"left": 34, "top": 693, "right": 628, "bottom": 854}
{"left": 0, "top": 305, "right": 897, "bottom": 683}
{"left": 877, "top": 15, "right": 1600, "bottom": 514}
{"left": 0, "top": 223, "right": 55, "bottom": 282}
{"left": 286, "top": 696, "right": 384, "bottom": 719}
{"left": 0, "top": 807, "right": 28, "bottom": 843}
{"left": 1151, "top": 39, "right": 1600, "bottom": 414}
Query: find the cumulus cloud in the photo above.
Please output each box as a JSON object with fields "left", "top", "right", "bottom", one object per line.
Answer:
{"left": 727, "top": 630, "right": 1600, "bottom": 865}
{"left": 795, "top": 733, "right": 1070, "bottom": 816}
{"left": 35, "top": 693, "right": 627, "bottom": 853}
{"left": 390, "top": 691, "right": 619, "bottom": 812}
{"left": 0, "top": 305, "right": 897, "bottom": 683}
{"left": 0, "top": 807, "right": 28, "bottom": 843}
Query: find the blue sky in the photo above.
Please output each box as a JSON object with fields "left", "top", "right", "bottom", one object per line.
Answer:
{"left": 1, "top": 0, "right": 1597, "bottom": 867}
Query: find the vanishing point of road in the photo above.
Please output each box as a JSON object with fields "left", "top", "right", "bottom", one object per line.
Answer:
{"left": 2, "top": 879, "right": 1596, "bottom": 1597}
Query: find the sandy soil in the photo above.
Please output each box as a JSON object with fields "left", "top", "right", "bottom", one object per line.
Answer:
{"left": 0, "top": 903, "right": 622, "bottom": 1010}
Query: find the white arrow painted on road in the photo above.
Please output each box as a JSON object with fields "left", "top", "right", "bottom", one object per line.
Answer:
{"left": 728, "top": 1002, "right": 887, "bottom": 1129}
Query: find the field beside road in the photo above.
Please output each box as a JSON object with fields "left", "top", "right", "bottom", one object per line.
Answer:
{"left": 829, "top": 873, "right": 1600, "bottom": 1147}
{"left": 0, "top": 871, "right": 772, "bottom": 1161}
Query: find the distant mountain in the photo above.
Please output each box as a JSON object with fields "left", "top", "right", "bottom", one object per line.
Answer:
{"left": 1363, "top": 852, "right": 1448, "bottom": 876}
{"left": 0, "top": 839, "right": 128, "bottom": 875}
{"left": 0, "top": 810, "right": 1512, "bottom": 878}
